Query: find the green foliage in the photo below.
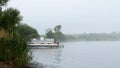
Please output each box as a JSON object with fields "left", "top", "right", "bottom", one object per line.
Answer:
{"left": 0, "top": 8, "right": 22, "bottom": 30}
{"left": 54, "top": 25, "right": 61, "bottom": 32}
{"left": 46, "top": 25, "right": 65, "bottom": 41}
{"left": 0, "top": 0, "right": 31, "bottom": 67}
{"left": 54, "top": 32, "right": 65, "bottom": 41}
{"left": 17, "top": 23, "right": 40, "bottom": 41}
{"left": 0, "top": 32, "right": 30, "bottom": 68}
{"left": 46, "top": 28, "right": 54, "bottom": 38}
{"left": 0, "top": 0, "right": 9, "bottom": 6}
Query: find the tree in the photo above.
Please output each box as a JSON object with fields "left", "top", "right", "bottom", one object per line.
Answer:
{"left": 54, "top": 25, "right": 65, "bottom": 41}
{"left": 45, "top": 28, "right": 54, "bottom": 38}
{"left": 1, "top": 8, "right": 22, "bottom": 30}
{"left": 0, "top": 0, "right": 30, "bottom": 68}
{"left": 54, "top": 31, "right": 65, "bottom": 41}
{"left": 17, "top": 23, "right": 40, "bottom": 41}
{"left": 45, "top": 25, "right": 65, "bottom": 41}
{"left": 54, "top": 25, "right": 61, "bottom": 32}
{"left": 0, "top": 0, "right": 9, "bottom": 6}
{"left": 0, "top": 1, "right": 22, "bottom": 38}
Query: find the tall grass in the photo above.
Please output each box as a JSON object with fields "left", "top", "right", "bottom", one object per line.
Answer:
{"left": 0, "top": 28, "right": 31, "bottom": 68}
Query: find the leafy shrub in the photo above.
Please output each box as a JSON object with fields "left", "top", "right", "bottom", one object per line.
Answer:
{"left": 0, "top": 32, "right": 31, "bottom": 68}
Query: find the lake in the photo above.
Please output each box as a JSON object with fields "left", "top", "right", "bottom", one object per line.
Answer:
{"left": 31, "top": 41, "right": 120, "bottom": 68}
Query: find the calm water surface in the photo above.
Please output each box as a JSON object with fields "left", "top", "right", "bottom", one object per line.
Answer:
{"left": 31, "top": 42, "right": 120, "bottom": 68}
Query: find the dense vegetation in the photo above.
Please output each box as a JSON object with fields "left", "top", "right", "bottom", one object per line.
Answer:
{"left": 0, "top": 0, "right": 31, "bottom": 68}
{"left": 17, "top": 23, "right": 40, "bottom": 41}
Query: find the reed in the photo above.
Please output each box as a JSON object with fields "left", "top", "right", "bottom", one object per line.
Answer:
{"left": 0, "top": 28, "right": 31, "bottom": 68}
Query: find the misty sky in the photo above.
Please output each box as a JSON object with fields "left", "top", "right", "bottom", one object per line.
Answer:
{"left": 8, "top": 0, "right": 120, "bottom": 34}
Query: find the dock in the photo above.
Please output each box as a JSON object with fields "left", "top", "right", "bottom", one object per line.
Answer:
{"left": 28, "top": 43, "right": 64, "bottom": 48}
{"left": 28, "top": 38, "right": 64, "bottom": 48}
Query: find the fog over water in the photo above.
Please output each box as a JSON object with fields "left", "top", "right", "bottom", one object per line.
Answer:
{"left": 8, "top": 0, "right": 120, "bottom": 34}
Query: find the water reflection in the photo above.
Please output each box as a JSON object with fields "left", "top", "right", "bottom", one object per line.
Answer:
{"left": 31, "top": 48, "right": 63, "bottom": 68}
{"left": 31, "top": 42, "right": 120, "bottom": 68}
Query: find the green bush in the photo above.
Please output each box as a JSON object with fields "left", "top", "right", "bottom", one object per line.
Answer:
{"left": 0, "top": 32, "right": 30, "bottom": 68}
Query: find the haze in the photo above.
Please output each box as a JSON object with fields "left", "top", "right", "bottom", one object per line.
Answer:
{"left": 8, "top": 0, "right": 120, "bottom": 34}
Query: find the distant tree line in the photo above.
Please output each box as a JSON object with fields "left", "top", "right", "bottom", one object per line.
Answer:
{"left": 45, "top": 25, "right": 120, "bottom": 41}
{"left": 65, "top": 33, "right": 120, "bottom": 41}
{"left": 22, "top": 24, "right": 120, "bottom": 42}
{"left": 19, "top": 24, "right": 120, "bottom": 42}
